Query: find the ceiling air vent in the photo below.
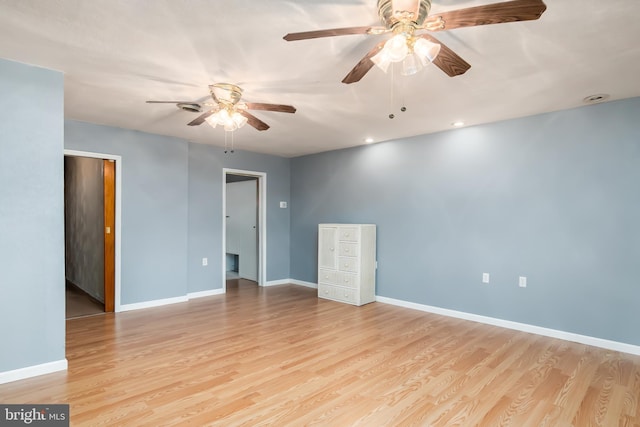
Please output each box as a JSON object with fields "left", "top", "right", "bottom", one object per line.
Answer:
{"left": 583, "top": 94, "right": 610, "bottom": 104}
{"left": 176, "top": 103, "right": 202, "bottom": 113}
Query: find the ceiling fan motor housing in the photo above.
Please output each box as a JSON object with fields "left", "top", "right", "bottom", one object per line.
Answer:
{"left": 209, "top": 83, "right": 244, "bottom": 106}
{"left": 378, "top": 0, "right": 432, "bottom": 27}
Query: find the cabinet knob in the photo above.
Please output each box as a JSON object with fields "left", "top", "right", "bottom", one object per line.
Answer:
{"left": 345, "top": 248, "right": 350, "bottom": 252}
{"left": 344, "top": 263, "right": 349, "bottom": 267}
{"left": 330, "top": 247, "right": 334, "bottom": 252}
{"left": 325, "top": 290, "right": 329, "bottom": 294}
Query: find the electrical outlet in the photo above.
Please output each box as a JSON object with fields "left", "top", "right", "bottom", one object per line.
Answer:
{"left": 519, "top": 276, "right": 527, "bottom": 287}
{"left": 202, "top": 257, "right": 208, "bottom": 266}
{"left": 482, "top": 273, "right": 490, "bottom": 283}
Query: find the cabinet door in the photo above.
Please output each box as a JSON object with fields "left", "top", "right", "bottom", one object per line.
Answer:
{"left": 318, "top": 226, "right": 338, "bottom": 270}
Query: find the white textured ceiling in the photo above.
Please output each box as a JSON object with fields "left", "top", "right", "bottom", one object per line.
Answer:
{"left": 0, "top": 0, "right": 639, "bottom": 157}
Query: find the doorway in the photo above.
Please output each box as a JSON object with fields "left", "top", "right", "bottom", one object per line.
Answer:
{"left": 64, "top": 150, "right": 121, "bottom": 315}
{"left": 222, "top": 169, "right": 266, "bottom": 290}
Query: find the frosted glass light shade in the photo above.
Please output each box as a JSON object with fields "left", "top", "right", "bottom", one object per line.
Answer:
{"left": 385, "top": 34, "right": 409, "bottom": 62}
{"left": 371, "top": 35, "right": 438, "bottom": 75}
{"left": 401, "top": 53, "right": 424, "bottom": 75}
{"left": 371, "top": 49, "right": 392, "bottom": 73}
{"left": 413, "top": 38, "right": 441, "bottom": 64}
{"left": 372, "top": 34, "right": 411, "bottom": 73}
{"left": 205, "top": 109, "right": 248, "bottom": 131}
{"left": 232, "top": 112, "right": 247, "bottom": 128}
{"left": 205, "top": 114, "right": 219, "bottom": 128}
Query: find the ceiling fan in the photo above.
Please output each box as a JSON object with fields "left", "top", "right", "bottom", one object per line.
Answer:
{"left": 146, "top": 83, "right": 296, "bottom": 132}
{"left": 283, "top": 0, "right": 547, "bottom": 83}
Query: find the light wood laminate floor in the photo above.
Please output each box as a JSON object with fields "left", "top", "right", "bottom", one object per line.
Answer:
{"left": 1, "top": 280, "right": 639, "bottom": 426}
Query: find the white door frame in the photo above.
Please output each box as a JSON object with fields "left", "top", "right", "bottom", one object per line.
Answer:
{"left": 222, "top": 168, "right": 266, "bottom": 290}
{"left": 64, "top": 149, "right": 122, "bottom": 312}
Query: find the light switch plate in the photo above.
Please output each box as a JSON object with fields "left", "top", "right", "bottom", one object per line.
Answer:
{"left": 280, "top": 201, "right": 287, "bottom": 208}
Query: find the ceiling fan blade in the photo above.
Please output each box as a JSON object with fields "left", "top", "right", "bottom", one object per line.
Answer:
{"left": 187, "top": 109, "right": 216, "bottom": 126}
{"left": 425, "top": 0, "right": 546, "bottom": 31}
{"left": 245, "top": 102, "right": 296, "bottom": 114}
{"left": 284, "top": 26, "right": 372, "bottom": 41}
{"left": 239, "top": 111, "right": 270, "bottom": 131}
{"left": 419, "top": 34, "right": 471, "bottom": 77}
{"left": 341, "top": 40, "right": 386, "bottom": 84}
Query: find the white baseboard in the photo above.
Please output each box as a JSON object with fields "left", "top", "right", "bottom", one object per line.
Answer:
{"left": 376, "top": 296, "right": 640, "bottom": 356}
{"left": 188, "top": 289, "right": 224, "bottom": 299}
{"left": 264, "top": 279, "right": 318, "bottom": 289}
{"left": 288, "top": 279, "right": 318, "bottom": 289}
{"left": 119, "top": 295, "right": 188, "bottom": 312}
{"left": 0, "top": 359, "right": 68, "bottom": 385}
{"left": 264, "top": 279, "right": 290, "bottom": 287}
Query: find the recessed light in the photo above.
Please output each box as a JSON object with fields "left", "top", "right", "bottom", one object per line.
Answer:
{"left": 364, "top": 137, "right": 374, "bottom": 143}
{"left": 452, "top": 121, "right": 465, "bottom": 127}
{"left": 583, "top": 94, "right": 610, "bottom": 104}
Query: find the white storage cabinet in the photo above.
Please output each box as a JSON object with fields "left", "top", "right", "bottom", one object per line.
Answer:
{"left": 317, "top": 224, "right": 376, "bottom": 306}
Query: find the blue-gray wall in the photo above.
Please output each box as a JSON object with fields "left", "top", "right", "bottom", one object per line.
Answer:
{"left": 187, "top": 141, "right": 290, "bottom": 293}
{"left": 290, "top": 97, "right": 640, "bottom": 346}
{"left": 0, "top": 59, "right": 65, "bottom": 372}
{"left": 65, "top": 121, "right": 291, "bottom": 302}
{"left": 64, "top": 156, "right": 105, "bottom": 302}
{"left": 65, "top": 121, "right": 190, "bottom": 304}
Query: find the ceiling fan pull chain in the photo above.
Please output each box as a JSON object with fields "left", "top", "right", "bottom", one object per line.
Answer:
{"left": 231, "top": 131, "right": 235, "bottom": 154}
{"left": 400, "top": 74, "right": 407, "bottom": 113}
{"left": 224, "top": 131, "right": 228, "bottom": 154}
{"left": 388, "top": 64, "right": 395, "bottom": 119}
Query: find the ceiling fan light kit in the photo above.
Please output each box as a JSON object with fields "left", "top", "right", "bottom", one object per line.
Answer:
{"left": 203, "top": 83, "right": 249, "bottom": 132}
{"left": 283, "top": 0, "right": 547, "bottom": 83}
{"left": 371, "top": 32, "right": 442, "bottom": 76}
{"left": 205, "top": 108, "right": 248, "bottom": 132}
{"left": 146, "top": 82, "right": 296, "bottom": 135}
{"left": 371, "top": 0, "right": 443, "bottom": 76}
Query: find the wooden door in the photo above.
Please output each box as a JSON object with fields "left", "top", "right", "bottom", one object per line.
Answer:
{"left": 103, "top": 159, "right": 115, "bottom": 312}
